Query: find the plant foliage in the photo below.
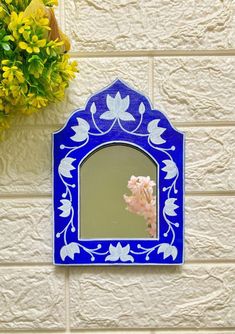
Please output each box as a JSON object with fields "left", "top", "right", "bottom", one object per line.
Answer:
{"left": 0, "top": 0, "right": 77, "bottom": 137}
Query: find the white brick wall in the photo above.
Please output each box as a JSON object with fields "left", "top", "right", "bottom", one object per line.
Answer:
{"left": 0, "top": 0, "right": 234, "bottom": 333}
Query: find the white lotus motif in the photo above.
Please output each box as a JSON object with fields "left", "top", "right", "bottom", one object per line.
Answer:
{"left": 59, "top": 157, "right": 76, "bottom": 178}
{"left": 100, "top": 92, "right": 135, "bottom": 121}
{"left": 60, "top": 242, "right": 80, "bottom": 261}
{"left": 105, "top": 242, "right": 134, "bottom": 262}
{"left": 70, "top": 117, "right": 90, "bottom": 142}
{"left": 162, "top": 160, "right": 178, "bottom": 179}
{"left": 147, "top": 119, "right": 166, "bottom": 145}
{"left": 157, "top": 243, "right": 178, "bottom": 260}
{"left": 164, "top": 198, "right": 179, "bottom": 216}
{"left": 58, "top": 199, "right": 72, "bottom": 217}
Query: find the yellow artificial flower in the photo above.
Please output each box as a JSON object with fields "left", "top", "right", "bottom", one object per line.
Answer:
{"left": 28, "top": 55, "right": 44, "bottom": 78}
{"left": 22, "top": 0, "right": 50, "bottom": 31}
{"left": 0, "top": 0, "right": 76, "bottom": 139}
{"left": 52, "top": 81, "right": 67, "bottom": 100}
{"left": 2, "top": 65, "right": 25, "bottom": 83}
{"left": 43, "top": 0, "right": 58, "bottom": 6}
{"left": 0, "top": 99, "right": 4, "bottom": 111}
{"left": 8, "top": 82, "right": 27, "bottom": 98}
{"left": 0, "top": 5, "right": 6, "bottom": 20}
{"left": 28, "top": 93, "right": 48, "bottom": 108}
{"left": 19, "top": 34, "right": 46, "bottom": 53}
{"left": 8, "top": 11, "right": 30, "bottom": 39}
{"left": 61, "top": 56, "right": 78, "bottom": 80}
{"left": 1, "top": 59, "right": 10, "bottom": 65}
{"left": 46, "top": 38, "right": 64, "bottom": 56}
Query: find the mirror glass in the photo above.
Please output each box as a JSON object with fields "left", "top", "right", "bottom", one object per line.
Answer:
{"left": 80, "top": 145, "right": 157, "bottom": 239}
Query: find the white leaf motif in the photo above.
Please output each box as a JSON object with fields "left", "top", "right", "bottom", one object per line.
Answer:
{"left": 105, "top": 242, "right": 134, "bottom": 262}
{"left": 157, "top": 243, "right": 178, "bottom": 260}
{"left": 58, "top": 199, "right": 72, "bottom": 217}
{"left": 118, "top": 111, "right": 135, "bottom": 121}
{"left": 164, "top": 198, "right": 179, "bottom": 216}
{"left": 60, "top": 242, "right": 80, "bottom": 261}
{"left": 59, "top": 157, "right": 76, "bottom": 178}
{"left": 90, "top": 102, "right": 96, "bottom": 114}
{"left": 147, "top": 119, "right": 166, "bottom": 145}
{"left": 100, "top": 110, "right": 116, "bottom": 120}
{"left": 139, "top": 102, "right": 145, "bottom": 114}
{"left": 162, "top": 160, "right": 178, "bottom": 179}
{"left": 70, "top": 118, "right": 90, "bottom": 142}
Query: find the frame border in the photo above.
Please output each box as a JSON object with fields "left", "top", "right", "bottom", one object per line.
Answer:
{"left": 53, "top": 79, "right": 185, "bottom": 265}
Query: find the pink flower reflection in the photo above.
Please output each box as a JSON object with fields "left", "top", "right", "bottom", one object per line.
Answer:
{"left": 124, "top": 176, "right": 156, "bottom": 237}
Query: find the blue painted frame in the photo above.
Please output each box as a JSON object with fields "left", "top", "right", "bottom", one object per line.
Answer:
{"left": 53, "top": 79, "right": 185, "bottom": 265}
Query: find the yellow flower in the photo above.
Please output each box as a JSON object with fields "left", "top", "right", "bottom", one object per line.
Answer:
{"left": 9, "top": 82, "right": 27, "bottom": 98}
{"left": 52, "top": 82, "right": 67, "bottom": 100}
{"left": 0, "top": 5, "right": 6, "bottom": 20}
{"left": 1, "top": 59, "right": 10, "bottom": 65}
{"left": 2, "top": 65, "right": 25, "bottom": 83}
{"left": 46, "top": 38, "right": 64, "bottom": 56}
{"left": 0, "top": 0, "right": 76, "bottom": 139}
{"left": 43, "top": 0, "right": 58, "bottom": 6}
{"left": 19, "top": 34, "right": 46, "bottom": 53}
{"left": 28, "top": 93, "right": 48, "bottom": 108}
{"left": 28, "top": 55, "right": 44, "bottom": 78}
{"left": 0, "top": 98, "right": 4, "bottom": 111}
{"left": 34, "top": 10, "right": 50, "bottom": 30}
{"left": 8, "top": 11, "right": 30, "bottom": 39}
{"left": 57, "top": 55, "right": 78, "bottom": 80}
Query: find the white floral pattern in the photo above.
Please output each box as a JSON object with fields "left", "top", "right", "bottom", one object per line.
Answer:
{"left": 147, "top": 119, "right": 166, "bottom": 145}
{"left": 164, "top": 198, "right": 179, "bottom": 216}
{"left": 100, "top": 92, "right": 135, "bottom": 121}
{"left": 162, "top": 160, "right": 178, "bottom": 180}
{"left": 157, "top": 243, "right": 178, "bottom": 260}
{"left": 105, "top": 243, "right": 134, "bottom": 262}
{"left": 58, "top": 199, "right": 72, "bottom": 218}
{"left": 59, "top": 157, "right": 76, "bottom": 178}
{"left": 60, "top": 242, "right": 80, "bottom": 261}
{"left": 71, "top": 117, "right": 90, "bottom": 142}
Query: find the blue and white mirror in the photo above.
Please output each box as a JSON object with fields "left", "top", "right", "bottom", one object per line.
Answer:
{"left": 53, "top": 79, "right": 184, "bottom": 265}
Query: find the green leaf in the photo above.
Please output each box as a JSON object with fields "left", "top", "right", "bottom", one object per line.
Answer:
{"left": 2, "top": 43, "right": 10, "bottom": 51}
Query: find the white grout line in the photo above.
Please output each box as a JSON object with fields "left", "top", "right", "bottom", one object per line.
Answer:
{"left": 68, "top": 49, "right": 235, "bottom": 58}
{"left": 0, "top": 261, "right": 235, "bottom": 268}
{"left": 68, "top": 327, "right": 235, "bottom": 334}
{"left": 0, "top": 192, "right": 234, "bottom": 200}
{"left": 70, "top": 329, "right": 235, "bottom": 333}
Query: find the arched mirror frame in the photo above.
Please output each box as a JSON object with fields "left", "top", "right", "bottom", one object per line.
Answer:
{"left": 53, "top": 79, "right": 185, "bottom": 265}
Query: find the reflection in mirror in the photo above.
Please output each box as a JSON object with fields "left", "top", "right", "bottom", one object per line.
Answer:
{"left": 80, "top": 145, "right": 157, "bottom": 239}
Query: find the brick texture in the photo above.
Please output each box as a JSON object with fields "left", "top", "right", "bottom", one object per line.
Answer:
{"left": 0, "top": 268, "right": 65, "bottom": 329}
{"left": 0, "top": 0, "right": 234, "bottom": 332}
{"left": 70, "top": 265, "right": 235, "bottom": 329}
{"left": 64, "top": 0, "right": 235, "bottom": 51}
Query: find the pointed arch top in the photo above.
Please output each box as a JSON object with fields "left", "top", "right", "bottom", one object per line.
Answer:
{"left": 53, "top": 79, "right": 185, "bottom": 265}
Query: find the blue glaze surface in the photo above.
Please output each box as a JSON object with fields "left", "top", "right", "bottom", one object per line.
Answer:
{"left": 53, "top": 79, "right": 185, "bottom": 265}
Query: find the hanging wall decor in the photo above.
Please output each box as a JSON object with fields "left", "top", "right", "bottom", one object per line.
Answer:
{"left": 53, "top": 79, "right": 185, "bottom": 265}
